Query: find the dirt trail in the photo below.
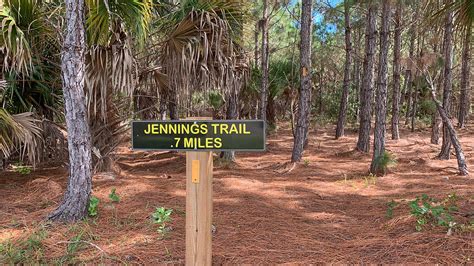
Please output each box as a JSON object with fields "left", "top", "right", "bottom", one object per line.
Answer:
{"left": 0, "top": 124, "right": 473, "bottom": 264}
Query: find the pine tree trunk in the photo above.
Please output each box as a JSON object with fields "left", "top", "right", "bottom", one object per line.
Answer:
{"left": 260, "top": 0, "right": 269, "bottom": 127}
{"left": 353, "top": 27, "right": 362, "bottom": 121}
{"left": 168, "top": 89, "right": 178, "bottom": 120}
{"left": 428, "top": 79, "right": 468, "bottom": 175}
{"left": 370, "top": 0, "right": 390, "bottom": 175}
{"left": 254, "top": 21, "right": 260, "bottom": 67}
{"left": 411, "top": 76, "right": 418, "bottom": 132}
{"left": 291, "top": 0, "right": 312, "bottom": 162}
{"left": 438, "top": 10, "right": 454, "bottom": 159}
{"left": 391, "top": 0, "right": 402, "bottom": 140}
{"left": 356, "top": 3, "right": 377, "bottom": 153}
{"left": 404, "top": 25, "right": 416, "bottom": 126}
{"left": 318, "top": 66, "right": 324, "bottom": 115}
{"left": 220, "top": 91, "right": 239, "bottom": 162}
{"left": 159, "top": 87, "right": 168, "bottom": 120}
{"left": 458, "top": 29, "right": 471, "bottom": 128}
{"left": 48, "top": 0, "right": 92, "bottom": 222}
{"left": 431, "top": 31, "right": 444, "bottom": 145}
{"left": 267, "top": 94, "right": 276, "bottom": 130}
{"left": 335, "top": 0, "right": 352, "bottom": 139}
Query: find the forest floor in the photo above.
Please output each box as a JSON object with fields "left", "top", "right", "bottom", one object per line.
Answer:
{"left": 0, "top": 122, "right": 473, "bottom": 264}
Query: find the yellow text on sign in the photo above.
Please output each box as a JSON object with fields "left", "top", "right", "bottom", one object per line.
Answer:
{"left": 192, "top": 160, "right": 200, "bottom": 183}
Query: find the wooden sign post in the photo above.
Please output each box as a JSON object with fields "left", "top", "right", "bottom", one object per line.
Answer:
{"left": 186, "top": 150, "right": 213, "bottom": 265}
{"left": 185, "top": 117, "right": 212, "bottom": 265}
{"left": 132, "top": 119, "right": 265, "bottom": 265}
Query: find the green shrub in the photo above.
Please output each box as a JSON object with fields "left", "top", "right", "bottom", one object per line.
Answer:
{"left": 108, "top": 188, "right": 120, "bottom": 203}
{"left": 13, "top": 164, "right": 32, "bottom": 175}
{"left": 152, "top": 207, "right": 173, "bottom": 237}
{"left": 373, "top": 151, "right": 397, "bottom": 175}
{"left": 88, "top": 196, "right": 100, "bottom": 217}
{"left": 409, "top": 194, "right": 454, "bottom": 232}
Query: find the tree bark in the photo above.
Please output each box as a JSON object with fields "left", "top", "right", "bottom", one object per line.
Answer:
{"left": 335, "top": 0, "right": 352, "bottom": 139}
{"left": 391, "top": 0, "right": 402, "bottom": 140}
{"left": 48, "top": 0, "right": 92, "bottom": 222}
{"left": 220, "top": 90, "right": 239, "bottom": 162}
{"left": 260, "top": 0, "right": 269, "bottom": 128}
{"left": 291, "top": 0, "right": 312, "bottom": 162}
{"left": 438, "top": 10, "right": 454, "bottom": 159}
{"left": 411, "top": 74, "right": 418, "bottom": 132}
{"left": 356, "top": 3, "right": 377, "bottom": 153}
{"left": 267, "top": 94, "right": 276, "bottom": 130}
{"left": 353, "top": 27, "right": 362, "bottom": 121}
{"left": 458, "top": 28, "right": 471, "bottom": 128}
{"left": 404, "top": 23, "right": 416, "bottom": 126}
{"left": 370, "top": 0, "right": 390, "bottom": 175}
{"left": 168, "top": 89, "right": 178, "bottom": 120}
{"left": 254, "top": 21, "right": 260, "bottom": 67}
{"left": 431, "top": 30, "right": 444, "bottom": 145}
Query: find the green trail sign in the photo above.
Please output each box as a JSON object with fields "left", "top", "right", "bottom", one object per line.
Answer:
{"left": 132, "top": 120, "right": 265, "bottom": 151}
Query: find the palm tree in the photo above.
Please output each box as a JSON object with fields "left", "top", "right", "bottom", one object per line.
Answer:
{"left": 0, "top": 0, "right": 62, "bottom": 164}
{"left": 84, "top": 0, "right": 152, "bottom": 172}
{"left": 160, "top": 0, "right": 247, "bottom": 118}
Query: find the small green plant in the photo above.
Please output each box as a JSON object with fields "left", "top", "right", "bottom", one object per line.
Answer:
{"left": 152, "top": 207, "right": 173, "bottom": 237}
{"left": 207, "top": 90, "right": 225, "bottom": 110}
{"left": 108, "top": 188, "right": 120, "bottom": 203}
{"left": 88, "top": 196, "right": 100, "bottom": 217}
{"left": 13, "top": 163, "right": 32, "bottom": 175}
{"left": 386, "top": 200, "right": 398, "bottom": 218}
{"left": 409, "top": 194, "right": 454, "bottom": 231}
{"left": 373, "top": 151, "right": 397, "bottom": 175}
{"left": 0, "top": 227, "right": 47, "bottom": 264}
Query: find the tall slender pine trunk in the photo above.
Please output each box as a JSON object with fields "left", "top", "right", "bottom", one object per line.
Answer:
{"left": 260, "top": 0, "right": 269, "bottom": 128}
{"left": 49, "top": 0, "right": 92, "bottom": 222}
{"left": 431, "top": 29, "right": 444, "bottom": 144}
{"left": 391, "top": 0, "right": 402, "bottom": 140}
{"left": 291, "top": 0, "right": 312, "bottom": 162}
{"left": 356, "top": 3, "right": 377, "bottom": 153}
{"left": 221, "top": 90, "right": 239, "bottom": 162}
{"left": 370, "top": 0, "right": 390, "bottom": 175}
{"left": 353, "top": 27, "right": 362, "bottom": 121}
{"left": 254, "top": 21, "right": 260, "bottom": 67}
{"left": 458, "top": 29, "right": 471, "bottom": 128}
{"left": 404, "top": 23, "right": 416, "bottom": 126}
{"left": 438, "top": 9, "right": 454, "bottom": 159}
{"left": 335, "top": 0, "right": 352, "bottom": 139}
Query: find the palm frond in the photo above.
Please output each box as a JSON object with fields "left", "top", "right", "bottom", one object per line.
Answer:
{"left": 0, "top": 3, "right": 33, "bottom": 74}
{"left": 86, "top": 0, "right": 152, "bottom": 47}
{"left": 0, "top": 108, "right": 41, "bottom": 165}
{"left": 429, "top": 0, "right": 473, "bottom": 32}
